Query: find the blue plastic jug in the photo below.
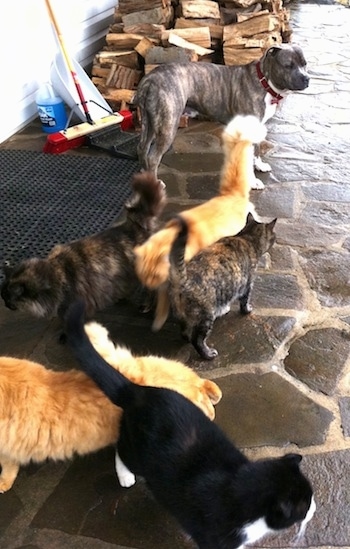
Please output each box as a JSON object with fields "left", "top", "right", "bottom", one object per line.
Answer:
{"left": 36, "top": 82, "right": 68, "bottom": 134}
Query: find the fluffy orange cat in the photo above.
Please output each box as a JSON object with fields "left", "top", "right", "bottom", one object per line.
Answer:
{"left": 134, "top": 114, "right": 266, "bottom": 330}
{"left": 0, "top": 322, "right": 221, "bottom": 493}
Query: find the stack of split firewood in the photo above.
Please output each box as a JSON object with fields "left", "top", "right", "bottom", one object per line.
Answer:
{"left": 91, "top": 0, "right": 292, "bottom": 112}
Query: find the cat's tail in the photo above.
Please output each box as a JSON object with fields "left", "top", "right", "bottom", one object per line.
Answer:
{"left": 126, "top": 171, "right": 167, "bottom": 218}
{"left": 65, "top": 300, "right": 133, "bottom": 409}
{"left": 219, "top": 114, "right": 267, "bottom": 197}
{"left": 85, "top": 321, "right": 133, "bottom": 367}
{"left": 168, "top": 215, "right": 188, "bottom": 295}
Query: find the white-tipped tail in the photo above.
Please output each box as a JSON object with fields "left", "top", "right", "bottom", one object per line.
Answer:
{"left": 223, "top": 115, "right": 267, "bottom": 144}
{"left": 84, "top": 321, "right": 132, "bottom": 363}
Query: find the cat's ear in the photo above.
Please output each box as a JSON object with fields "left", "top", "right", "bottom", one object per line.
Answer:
{"left": 3, "top": 261, "right": 13, "bottom": 276}
{"left": 268, "top": 218, "right": 278, "bottom": 230}
{"left": 125, "top": 193, "right": 140, "bottom": 211}
{"left": 246, "top": 212, "right": 255, "bottom": 225}
{"left": 283, "top": 453, "right": 302, "bottom": 467}
{"left": 203, "top": 379, "right": 222, "bottom": 405}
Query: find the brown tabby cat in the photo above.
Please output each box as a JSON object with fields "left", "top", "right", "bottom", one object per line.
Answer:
{"left": 133, "top": 115, "right": 266, "bottom": 331}
{"left": 169, "top": 213, "right": 277, "bottom": 359}
{"left": 1, "top": 172, "right": 166, "bottom": 321}
{"left": 0, "top": 321, "right": 222, "bottom": 493}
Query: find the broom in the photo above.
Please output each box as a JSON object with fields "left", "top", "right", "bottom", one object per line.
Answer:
{"left": 43, "top": 0, "right": 133, "bottom": 154}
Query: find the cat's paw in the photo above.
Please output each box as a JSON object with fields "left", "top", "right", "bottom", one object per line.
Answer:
{"left": 118, "top": 470, "right": 136, "bottom": 488}
{"left": 0, "top": 478, "right": 14, "bottom": 493}
{"left": 200, "top": 347, "right": 218, "bottom": 361}
{"left": 115, "top": 453, "right": 136, "bottom": 488}
{"left": 240, "top": 303, "right": 253, "bottom": 315}
{"left": 217, "top": 303, "right": 231, "bottom": 317}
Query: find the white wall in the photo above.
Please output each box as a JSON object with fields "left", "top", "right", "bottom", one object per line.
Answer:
{"left": 0, "top": 0, "right": 116, "bottom": 143}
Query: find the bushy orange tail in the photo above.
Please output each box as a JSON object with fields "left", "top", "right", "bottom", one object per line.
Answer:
{"left": 219, "top": 115, "right": 266, "bottom": 197}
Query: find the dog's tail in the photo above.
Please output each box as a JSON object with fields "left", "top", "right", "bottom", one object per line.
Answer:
{"left": 125, "top": 171, "right": 166, "bottom": 219}
{"left": 168, "top": 215, "right": 188, "bottom": 306}
{"left": 65, "top": 300, "right": 134, "bottom": 409}
{"left": 219, "top": 115, "right": 266, "bottom": 197}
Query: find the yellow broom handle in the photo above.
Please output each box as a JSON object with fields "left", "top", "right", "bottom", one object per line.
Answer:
{"left": 44, "top": 0, "right": 93, "bottom": 123}
{"left": 44, "top": 0, "right": 76, "bottom": 75}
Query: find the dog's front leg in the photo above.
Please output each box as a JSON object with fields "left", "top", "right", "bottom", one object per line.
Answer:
{"left": 251, "top": 144, "right": 268, "bottom": 189}
{"left": 254, "top": 143, "right": 271, "bottom": 173}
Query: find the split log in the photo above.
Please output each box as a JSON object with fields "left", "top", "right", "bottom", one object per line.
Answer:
{"left": 145, "top": 45, "right": 198, "bottom": 65}
{"left": 106, "top": 65, "right": 143, "bottom": 89}
{"left": 109, "top": 23, "right": 124, "bottom": 33}
{"left": 223, "top": 13, "right": 280, "bottom": 38}
{"left": 236, "top": 9, "right": 270, "bottom": 23}
{"left": 167, "top": 31, "right": 214, "bottom": 56}
{"left": 123, "top": 24, "right": 164, "bottom": 40}
{"left": 91, "top": 65, "right": 110, "bottom": 79}
{"left": 223, "top": 47, "right": 263, "bottom": 66}
{"left": 180, "top": 0, "right": 220, "bottom": 19}
{"left": 220, "top": 4, "right": 268, "bottom": 26}
{"left": 162, "top": 26, "right": 212, "bottom": 49}
{"left": 221, "top": 0, "right": 262, "bottom": 7}
{"left": 134, "top": 36, "right": 157, "bottom": 58}
{"left": 224, "top": 31, "right": 281, "bottom": 49}
{"left": 175, "top": 17, "right": 223, "bottom": 43}
{"left": 103, "top": 89, "right": 135, "bottom": 103}
{"left": 106, "top": 33, "right": 156, "bottom": 50}
{"left": 91, "top": 76, "right": 106, "bottom": 88}
{"left": 121, "top": 6, "right": 174, "bottom": 29}
{"left": 95, "top": 50, "right": 140, "bottom": 69}
{"left": 118, "top": 0, "right": 171, "bottom": 16}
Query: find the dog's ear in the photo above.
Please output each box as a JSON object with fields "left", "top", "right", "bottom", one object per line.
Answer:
{"left": 266, "top": 45, "right": 283, "bottom": 57}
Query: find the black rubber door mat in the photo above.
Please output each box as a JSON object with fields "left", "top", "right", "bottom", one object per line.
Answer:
{"left": 0, "top": 150, "right": 140, "bottom": 281}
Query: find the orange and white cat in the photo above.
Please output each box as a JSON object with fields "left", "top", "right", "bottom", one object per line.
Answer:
{"left": 134, "top": 115, "right": 266, "bottom": 330}
{"left": 0, "top": 322, "right": 221, "bottom": 493}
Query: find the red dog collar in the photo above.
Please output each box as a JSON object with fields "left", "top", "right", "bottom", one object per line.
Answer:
{"left": 256, "top": 61, "right": 284, "bottom": 105}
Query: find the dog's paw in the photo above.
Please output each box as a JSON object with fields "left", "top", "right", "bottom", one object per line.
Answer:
{"left": 254, "top": 157, "right": 271, "bottom": 173}
{"left": 251, "top": 177, "right": 265, "bottom": 190}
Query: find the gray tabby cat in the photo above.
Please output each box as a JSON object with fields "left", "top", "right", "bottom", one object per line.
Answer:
{"left": 169, "top": 213, "right": 277, "bottom": 360}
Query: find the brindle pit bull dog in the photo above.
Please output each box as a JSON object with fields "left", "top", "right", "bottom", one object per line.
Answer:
{"left": 134, "top": 43, "right": 309, "bottom": 187}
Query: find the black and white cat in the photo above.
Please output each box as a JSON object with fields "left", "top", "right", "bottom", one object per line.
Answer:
{"left": 66, "top": 301, "right": 315, "bottom": 549}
